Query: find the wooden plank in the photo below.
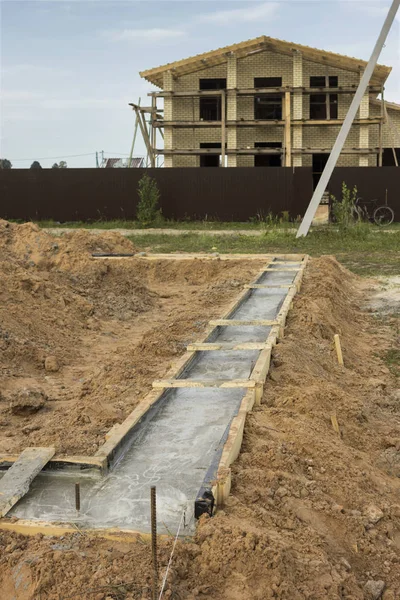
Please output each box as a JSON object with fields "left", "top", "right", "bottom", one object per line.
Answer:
{"left": 244, "top": 284, "right": 294, "bottom": 289}
{"left": 154, "top": 118, "right": 382, "bottom": 128}
{"left": 134, "top": 107, "right": 153, "bottom": 160}
{"left": 284, "top": 91, "right": 291, "bottom": 167}
{"left": 187, "top": 342, "right": 267, "bottom": 351}
{"left": 150, "top": 96, "right": 156, "bottom": 168}
{"left": 149, "top": 85, "right": 382, "bottom": 98}
{"left": 325, "top": 69, "right": 331, "bottom": 121}
{"left": 221, "top": 90, "right": 226, "bottom": 167}
{"left": 152, "top": 379, "right": 256, "bottom": 389}
{"left": 158, "top": 147, "right": 381, "bottom": 156}
{"left": 263, "top": 267, "right": 299, "bottom": 272}
{"left": 209, "top": 319, "right": 279, "bottom": 327}
{"left": 0, "top": 447, "right": 55, "bottom": 517}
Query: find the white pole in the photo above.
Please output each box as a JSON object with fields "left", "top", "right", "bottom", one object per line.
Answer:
{"left": 296, "top": 0, "right": 400, "bottom": 238}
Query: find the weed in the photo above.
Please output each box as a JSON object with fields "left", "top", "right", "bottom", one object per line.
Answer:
{"left": 331, "top": 182, "right": 359, "bottom": 229}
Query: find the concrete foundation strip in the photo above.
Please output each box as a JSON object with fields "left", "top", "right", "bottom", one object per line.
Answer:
{"left": 0, "top": 253, "right": 308, "bottom": 538}
{"left": 208, "top": 255, "right": 309, "bottom": 508}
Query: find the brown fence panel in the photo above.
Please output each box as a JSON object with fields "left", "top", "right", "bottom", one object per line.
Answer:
{"left": 329, "top": 167, "right": 400, "bottom": 221}
{"left": 0, "top": 167, "right": 313, "bottom": 222}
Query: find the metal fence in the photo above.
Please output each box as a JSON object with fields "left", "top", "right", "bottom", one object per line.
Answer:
{"left": 0, "top": 167, "right": 398, "bottom": 222}
{"left": 328, "top": 167, "right": 400, "bottom": 220}
{"left": 0, "top": 167, "right": 312, "bottom": 222}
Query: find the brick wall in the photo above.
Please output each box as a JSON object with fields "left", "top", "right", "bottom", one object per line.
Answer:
{"left": 158, "top": 49, "right": 399, "bottom": 169}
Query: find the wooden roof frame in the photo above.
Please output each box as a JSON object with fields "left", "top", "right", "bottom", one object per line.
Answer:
{"left": 371, "top": 98, "right": 400, "bottom": 111}
{"left": 139, "top": 35, "right": 392, "bottom": 88}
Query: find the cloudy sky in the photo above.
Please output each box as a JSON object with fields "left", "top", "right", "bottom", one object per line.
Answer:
{"left": 1, "top": 0, "right": 399, "bottom": 168}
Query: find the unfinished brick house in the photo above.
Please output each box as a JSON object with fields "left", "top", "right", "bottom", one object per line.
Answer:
{"left": 139, "top": 35, "right": 400, "bottom": 179}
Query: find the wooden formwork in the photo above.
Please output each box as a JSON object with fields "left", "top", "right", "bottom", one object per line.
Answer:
{"left": 0, "top": 253, "right": 308, "bottom": 536}
{"left": 208, "top": 256, "right": 308, "bottom": 508}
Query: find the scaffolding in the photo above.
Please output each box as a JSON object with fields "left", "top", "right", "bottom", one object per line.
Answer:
{"left": 131, "top": 84, "right": 387, "bottom": 167}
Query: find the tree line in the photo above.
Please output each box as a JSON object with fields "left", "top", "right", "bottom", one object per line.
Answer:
{"left": 0, "top": 159, "right": 67, "bottom": 169}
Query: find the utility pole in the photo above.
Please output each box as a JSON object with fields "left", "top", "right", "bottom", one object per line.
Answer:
{"left": 96, "top": 151, "right": 99, "bottom": 168}
{"left": 296, "top": 0, "right": 400, "bottom": 238}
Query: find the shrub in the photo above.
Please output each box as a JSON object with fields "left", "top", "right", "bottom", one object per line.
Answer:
{"left": 136, "top": 174, "right": 162, "bottom": 227}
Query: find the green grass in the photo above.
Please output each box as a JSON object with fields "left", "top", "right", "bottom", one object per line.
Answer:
{"left": 127, "top": 226, "right": 400, "bottom": 276}
{"left": 32, "top": 218, "right": 400, "bottom": 232}
{"left": 34, "top": 219, "right": 270, "bottom": 230}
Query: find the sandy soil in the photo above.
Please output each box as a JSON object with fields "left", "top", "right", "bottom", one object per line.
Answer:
{"left": 0, "top": 255, "right": 399, "bottom": 599}
{"left": 0, "top": 220, "right": 264, "bottom": 456}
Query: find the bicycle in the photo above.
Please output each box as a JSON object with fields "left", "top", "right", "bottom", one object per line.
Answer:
{"left": 354, "top": 190, "right": 395, "bottom": 226}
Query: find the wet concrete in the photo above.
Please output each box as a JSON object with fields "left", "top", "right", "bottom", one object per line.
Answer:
{"left": 10, "top": 260, "right": 301, "bottom": 534}
{"left": 10, "top": 388, "right": 245, "bottom": 534}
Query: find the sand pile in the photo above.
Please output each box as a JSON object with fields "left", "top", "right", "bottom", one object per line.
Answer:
{"left": 0, "top": 221, "right": 157, "bottom": 451}
{"left": 0, "top": 221, "right": 153, "bottom": 373}
{"left": 0, "top": 220, "right": 135, "bottom": 272}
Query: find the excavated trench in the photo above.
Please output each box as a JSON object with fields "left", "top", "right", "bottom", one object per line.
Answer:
{"left": 9, "top": 261, "right": 302, "bottom": 535}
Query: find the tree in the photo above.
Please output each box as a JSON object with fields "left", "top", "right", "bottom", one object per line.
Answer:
{"left": 30, "top": 161, "right": 42, "bottom": 169}
{"left": 0, "top": 159, "right": 12, "bottom": 169}
{"left": 137, "top": 174, "right": 161, "bottom": 227}
{"left": 52, "top": 163, "right": 59, "bottom": 169}
{"left": 58, "top": 160, "right": 67, "bottom": 169}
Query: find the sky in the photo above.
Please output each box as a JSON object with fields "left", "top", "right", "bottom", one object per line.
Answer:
{"left": 0, "top": 0, "right": 399, "bottom": 168}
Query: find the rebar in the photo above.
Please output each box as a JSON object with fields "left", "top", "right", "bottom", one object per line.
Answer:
{"left": 151, "top": 486, "right": 158, "bottom": 600}
{"left": 75, "top": 482, "right": 80, "bottom": 512}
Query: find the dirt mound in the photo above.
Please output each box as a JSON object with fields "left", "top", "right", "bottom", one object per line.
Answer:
{"left": 0, "top": 222, "right": 152, "bottom": 374}
{"left": 0, "top": 221, "right": 157, "bottom": 452}
{"left": 0, "top": 220, "right": 135, "bottom": 272}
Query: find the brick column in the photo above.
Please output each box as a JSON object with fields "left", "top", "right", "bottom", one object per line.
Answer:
{"left": 359, "top": 72, "right": 369, "bottom": 167}
{"left": 292, "top": 51, "right": 303, "bottom": 167}
{"left": 163, "top": 71, "right": 174, "bottom": 168}
{"left": 227, "top": 55, "right": 237, "bottom": 167}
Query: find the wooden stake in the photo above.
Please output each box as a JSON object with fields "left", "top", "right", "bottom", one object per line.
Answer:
{"left": 334, "top": 334, "right": 344, "bottom": 366}
{"left": 330, "top": 413, "right": 341, "bottom": 436}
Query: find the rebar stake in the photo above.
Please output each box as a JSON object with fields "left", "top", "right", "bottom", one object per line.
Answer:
{"left": 151, "top": 486, "right": 158, "bottom": 600}
{"left": 75, "top": 482, "right": 81, "bottom": 512}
